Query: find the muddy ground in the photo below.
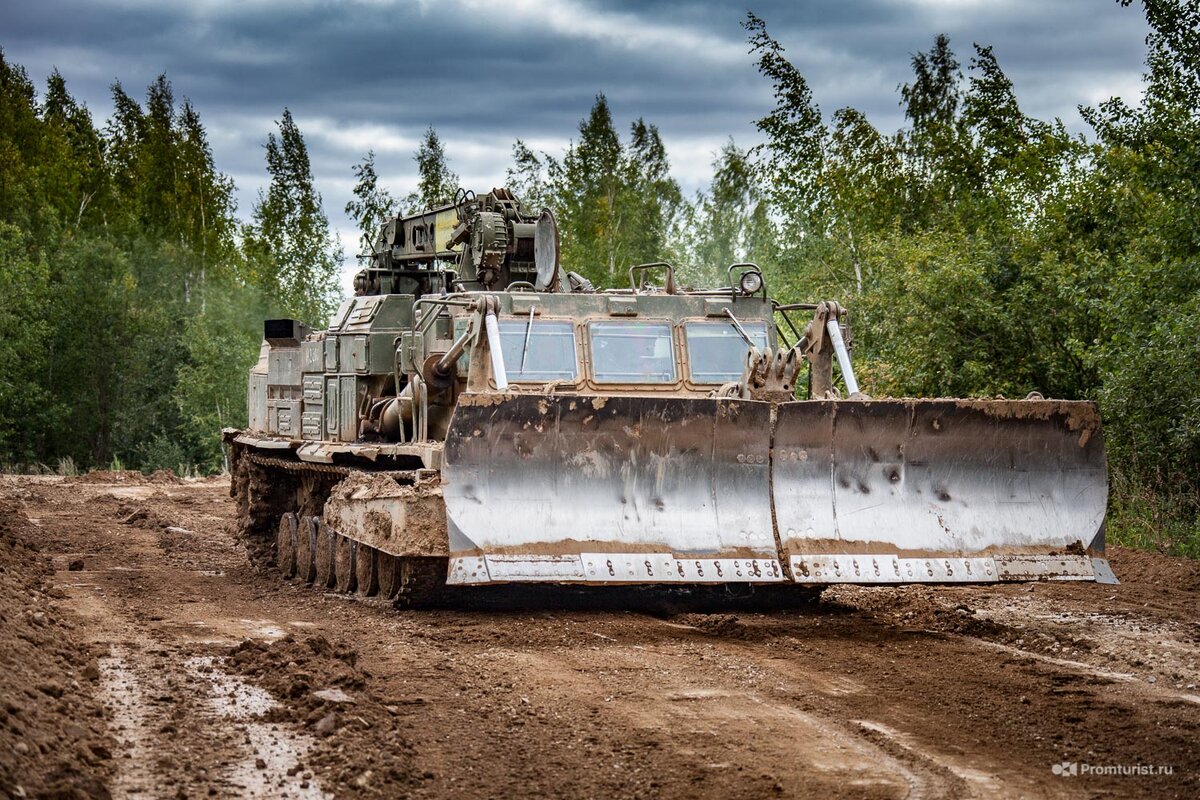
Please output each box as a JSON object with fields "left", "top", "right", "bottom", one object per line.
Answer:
{"left": 0, "top": 472, "right": 1197, "bottom": 799}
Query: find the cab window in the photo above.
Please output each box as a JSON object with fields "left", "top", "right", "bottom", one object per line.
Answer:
{"left": 589, "top": 321, "right": 676, "bottom": 384}
{"left": 497, "top": 319, "right": 578, "bottom": 381}
{"left": 684, "top": 321, "right": 769, "bottom": 383}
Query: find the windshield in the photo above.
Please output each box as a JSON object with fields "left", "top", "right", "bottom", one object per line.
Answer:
{"left": 589, "top": 321, "right": 676, "bottom": 383}
{"left": 497, "top": 319, "right": 578, "bottom": 381}
{"left": 684, "top": 321, "right": 769, "bottom": 383}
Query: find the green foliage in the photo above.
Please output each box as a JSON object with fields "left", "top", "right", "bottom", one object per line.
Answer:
{"left": 548, "top": 94, "right": 625, "bottom": 282}
{"left": 244, "top": 108, "right": 342, "bottom": 326}
{"left": 134, "top": 433, "right": 191, "bottom": 475}
{"left": 44, "top": 235, "right": 141, "bottom": 466}
{"left": 0, "top": 61, "right": 336, "bottom": 475}
{"left": 506, "top": 140, "right": 551, "bottom": 211}
{"left": 172, "top": 287, "right": 265, "bottom": 471}
{"left": 403, "top": 127, "right": 459, "bottom": 213}
{"left": 345, "top": 150, "right": 395, "bottom": 257}
{"left": 0, "top": 222, "right": 52, "bottom": 462}
{"left": 675, "top": 141, "right": 776, "bottom": 287}
{"left": 537, "top": 94, "right": 682, "bottom": 286}
{"left": 742, "top": 12, "right": 825, "bottom": 225}
{"left": 1108, "top": 467, "right": 1200, "bottom": 559}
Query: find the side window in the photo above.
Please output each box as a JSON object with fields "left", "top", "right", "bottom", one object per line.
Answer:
{"left": 589, "top": 321, "right": 676, "bottom": 384}
{"left": 684, "top": 321, "right": 769, "bottom": 383}
{"left": 497, "top": 319, "right": 578, "bottom": 382}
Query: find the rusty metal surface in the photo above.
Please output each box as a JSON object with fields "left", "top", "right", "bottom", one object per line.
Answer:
{"left": 790, "top": 554, "right": 1000, "bottom": 583}
{"left": 442, "top": 394, "right": 778, "bottom": 578}
{"left": 245, "top": 452, "right": 434, "bottom": 482}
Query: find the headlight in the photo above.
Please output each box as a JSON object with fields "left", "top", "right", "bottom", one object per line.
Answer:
{"left": 738, "top": 269, "right": 763, "bottom": 296}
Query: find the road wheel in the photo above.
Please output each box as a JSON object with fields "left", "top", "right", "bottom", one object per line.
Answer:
{"left": 334, "top": 533, "right": 357, "bottom": 594}
{"left": 295, "top": 515, "right": 317, "bottom": 584}
{"left": 313, "top": 518, "right": 335, "bottom": 588}
{"left": 355, "top": 544, "right": 379, "bottom": 597}
{"left": 377, "top": 553, "right": 401, "bottom": 599}
{"left": 276, "top": 513, "right": 298, "bottom": 578}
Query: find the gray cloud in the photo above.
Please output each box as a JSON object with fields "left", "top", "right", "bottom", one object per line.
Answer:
{"left": 3, "top": 0, "right": 1150, "bottom": 288}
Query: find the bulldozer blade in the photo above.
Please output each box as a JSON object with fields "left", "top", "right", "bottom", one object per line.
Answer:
{"left": 773, "top": 399, "right": 1115, "bottom": 585}
{"left": 442, "top": 393, "right": 786, "bottom": 585}
{"left": 442, "top": 394, "right": 1114, "bottom": 587}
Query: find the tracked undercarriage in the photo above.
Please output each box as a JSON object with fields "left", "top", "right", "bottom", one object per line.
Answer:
{"left": 228, "top": 187, "right": 1115, "bottom": 610}
{"left": 229, "top": 444, "right": 451, "bottom": 606}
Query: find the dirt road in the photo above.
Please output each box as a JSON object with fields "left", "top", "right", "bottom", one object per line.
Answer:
{"left": 1, "top": 473, "right": 1197, "bottom": 799}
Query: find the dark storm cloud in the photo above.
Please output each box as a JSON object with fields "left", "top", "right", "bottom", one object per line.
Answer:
{"left": 2, "top": 0, "right": 1150, "bottom": 283}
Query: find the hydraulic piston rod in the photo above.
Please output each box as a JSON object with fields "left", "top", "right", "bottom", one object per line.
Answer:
{"left": 825, "top": 319, "right": 859, "bottom": 396}
{"left": 434, "top": 323, "right": 475, "bottom": 376}
{"left": 485, "top": 310, "right": 509, "bottom": 390}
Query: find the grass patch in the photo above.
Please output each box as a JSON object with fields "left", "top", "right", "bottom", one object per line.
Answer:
{"left": 1107, "top": 468, "right": 1200, "bottom": 559}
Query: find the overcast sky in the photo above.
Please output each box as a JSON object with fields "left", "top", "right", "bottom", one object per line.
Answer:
{"left": 3, "top": 0, "right": 1151, "bottom": 289}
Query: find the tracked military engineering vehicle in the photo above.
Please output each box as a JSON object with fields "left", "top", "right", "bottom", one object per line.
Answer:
{"left": 226, "top": 187, "right": 1115, "bottom": 606}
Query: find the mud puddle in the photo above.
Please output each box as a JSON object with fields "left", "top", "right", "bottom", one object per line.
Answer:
{"left": 97, "top": 642, "right": 327, "bottom": 799}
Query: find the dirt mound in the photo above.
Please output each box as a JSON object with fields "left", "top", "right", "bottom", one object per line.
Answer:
{"left": 78, "top": 470, "right": 145, "bottom": 484}
{"left": 0, "top": 500, "right": 114, "bottom": 798}
{"left": 147, "top": 469, "right": 182, "bottom": 485}
{"left": 676, "top": 613, "right": 754, "bottom": 638}
{"left": 327, "top": 471, "right": 408, "bottom": 501}
{"left": 831, "top": 584, "right": 1009, "bottom": 637}
{"left": 116, "top": 503, "right": 178, "bottom": 530}
{"left": 1109, "top": 544, "right": 1200, "bottom": 592}
{"left": 227, "top": 635, "right": 419, "bottom": 797}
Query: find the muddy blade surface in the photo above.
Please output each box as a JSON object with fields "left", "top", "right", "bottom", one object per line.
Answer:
{"left": 443, "top": 394, "right": 1113, "bottom": 586}
{"left": 442, "top": 394, "right": 784, "bottom": 584}
{"left": 773, "top": 398, "right": 1112, "bottom": 584}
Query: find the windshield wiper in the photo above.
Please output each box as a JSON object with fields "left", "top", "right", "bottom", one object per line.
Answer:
{"left": 723, "top": 308, "right": 756, "bottom": 348}
{"left": 519, "top": 306, "right": 535, "bottom": 373}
